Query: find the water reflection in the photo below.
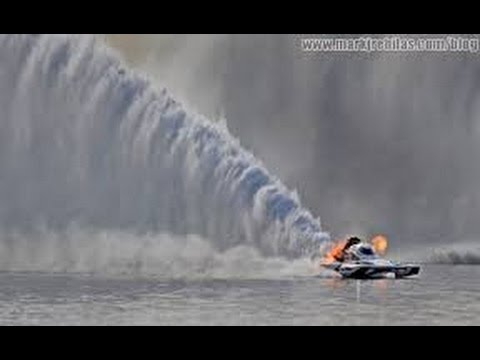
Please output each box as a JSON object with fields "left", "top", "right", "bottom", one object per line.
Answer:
{"left": 324, "top": 277, "right": 393, "bottom": 303}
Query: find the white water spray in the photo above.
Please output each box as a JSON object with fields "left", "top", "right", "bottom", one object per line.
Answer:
{"left": 0, "top": 34, "right": 329, "bottom": 273}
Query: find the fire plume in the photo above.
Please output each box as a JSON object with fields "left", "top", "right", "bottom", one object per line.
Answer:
{"left": 320, "top": 234, "right": 389, "bottom": 266}
{"left": 371, "top": 235, "right": 388, "bottom": 255}
{"left": 321, "top": 239, "right": 347, "bottom": 265}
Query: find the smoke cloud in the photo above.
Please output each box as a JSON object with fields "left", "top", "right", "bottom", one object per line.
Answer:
{"left": 105, "top": 34, "right": 480, "bottom": 250}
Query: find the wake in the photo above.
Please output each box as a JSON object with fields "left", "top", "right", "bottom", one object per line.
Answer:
{"left": 0, "top": 226, "right": 320, "bottom": 278}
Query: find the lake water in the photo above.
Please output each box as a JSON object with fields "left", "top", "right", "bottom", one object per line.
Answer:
{"left": 0, "top": 265, "right": 478, "bottom": 325}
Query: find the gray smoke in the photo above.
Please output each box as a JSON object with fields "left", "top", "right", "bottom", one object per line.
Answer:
{"left": 427, "top": 242, "right": 480, "bottom": 264}
{"left": 107, "top": 34, "right": 480, "bottom": 250}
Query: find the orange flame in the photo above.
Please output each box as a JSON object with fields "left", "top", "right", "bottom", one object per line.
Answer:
{"left": 320, "top": 234, "right": 389, "bottom": 266}
{"left": 321, "top": 239, "right": 347, "bottom": 265}
{"left": 371, "top": 235, "right": 388, "bottom": 255}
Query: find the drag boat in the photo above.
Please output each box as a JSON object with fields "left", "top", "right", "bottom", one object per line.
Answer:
{"left": 320, "top": 236, "right": 420, "bottom": 279}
